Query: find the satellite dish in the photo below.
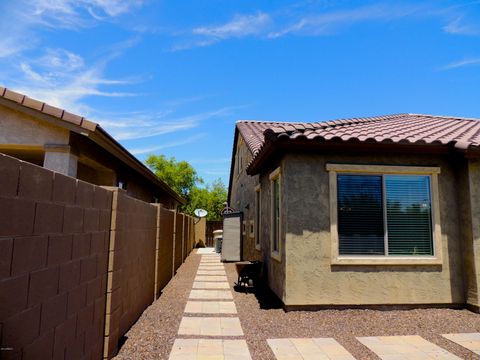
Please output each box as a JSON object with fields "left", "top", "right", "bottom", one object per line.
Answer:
{"left": 194, "top": 209, "right": 208, "bottom": 218}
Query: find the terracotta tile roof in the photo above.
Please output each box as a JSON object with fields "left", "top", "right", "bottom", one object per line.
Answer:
{"left": 237, "top": 113, "right": 480, "bottom": 163}
{"left": 0, "top": 86, "right": 98, "bottom": 131}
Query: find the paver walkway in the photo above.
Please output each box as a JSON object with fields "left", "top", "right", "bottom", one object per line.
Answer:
{"left": 169, "top": 251, "right": 253, "bottom": 360}
{"left": 357, "top": 335, "right": 461, "bottom": 360}
{"left": 443, "top": 333, "right": 480, "bottom": 355}
{"left": 267, "top": 338, "right": 355, "bottom": 360}
{"left": 166, "top": 249, "right": 477, "bottom": 360}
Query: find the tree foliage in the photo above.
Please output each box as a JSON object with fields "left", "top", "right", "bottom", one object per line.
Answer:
{"left": 145, "top": 154, "right": 202, "bottom": 198}
{"left": 184, "top": 179, "right": 227, "bottom": 221}
{"left": 146, "top": 154, "right": 227, "bottom": 220}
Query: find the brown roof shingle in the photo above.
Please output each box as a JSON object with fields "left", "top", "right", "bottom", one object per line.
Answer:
{"left": 236, "top": 113, "right": 480, "bottom": 172}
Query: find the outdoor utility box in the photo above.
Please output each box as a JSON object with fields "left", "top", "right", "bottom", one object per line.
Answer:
{"left": 221, "top": 212, "right": 243, "bottom": 262}
{"left": 213, "top": 229, "right": 223, "bottom": 253}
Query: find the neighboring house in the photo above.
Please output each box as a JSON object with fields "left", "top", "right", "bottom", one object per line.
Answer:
{"left": 228, "top": 113, "right": 480, "bottom": 312}
{"left": 0, "top": 87, "right": 184, "bottom": 208}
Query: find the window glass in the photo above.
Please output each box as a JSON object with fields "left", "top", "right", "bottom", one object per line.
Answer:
{"left": 255, "top": 189, "right": 261, "bottom": 246}
{"left": 386, "top": 175, "right": 433, "bottom": 255}
{"left": 273, "top": 178, "right": 280, "bottom": 252}
{"left": 337, "top": 174, "right": 433, "bottom": 257}
{"left": 337, "top": 175, "right": 384, "bottom": 255}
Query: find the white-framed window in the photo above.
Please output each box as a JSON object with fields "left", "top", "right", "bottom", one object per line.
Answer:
{"left": 255, "top": 184, "right": 261, "bottom": 250}
{"left": 270, "top": 167, "right": 281, "bottom": 261}
{"left": 327, "top": 164, "right": 443, "bottom": 265}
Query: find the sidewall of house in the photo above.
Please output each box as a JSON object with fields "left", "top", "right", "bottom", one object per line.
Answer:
{"left": 283, "top": 152, "right": 465, "bottom": 306}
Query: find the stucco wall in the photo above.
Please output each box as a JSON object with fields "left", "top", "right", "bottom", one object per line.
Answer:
{"left": 282, "top": 152, "right": 465, "bottom": 307}
{"left": 0, "top": 104, "right": 69, "bottom": 147}
{"left": 229, "top": 136, "right": 260, "bottom": 261}
{"left": 462, "top": 158, "right": 480, "bottom": 310}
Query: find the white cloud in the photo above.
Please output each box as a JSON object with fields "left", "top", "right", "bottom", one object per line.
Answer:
{"left": 438, "top": 57, "right": 480, "bottom": 70}
{"left": 268, "top": 4, "right": 420, "bottom": 38}
{"left": 23, "top": 0, "right": 143, "bottom": 29}
{"left": 130, "top": 133, "right": 207, "bottom": 155}
{"left": 443, "top": 16, "right": 480, "bottom": 36}
{"left": 107, "top": 107, "right": 235, "bottom": 141}
{"left": 193, "top": 12, "right": 272, "bottom": 40}
{"left": 9, "top": 48, "right": 136, "bottom": 114}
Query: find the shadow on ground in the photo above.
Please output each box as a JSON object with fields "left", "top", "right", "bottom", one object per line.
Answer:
{"left": 233, "top": 283, "right": 283, "bottom": 310}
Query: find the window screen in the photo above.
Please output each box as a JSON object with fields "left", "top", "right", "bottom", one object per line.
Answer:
{"left": 385, "top": 175, "right": 433, "bottom": 255}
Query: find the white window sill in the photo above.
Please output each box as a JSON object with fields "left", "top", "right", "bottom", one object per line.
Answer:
{"left": 331, "top": 256, "right": 442, "bottom": 266}
{"left": 271, "top": 250, "right": 281, "bottom": 262}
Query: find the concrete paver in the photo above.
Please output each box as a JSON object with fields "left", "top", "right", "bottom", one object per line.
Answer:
{"left": 195, "top": 275, "right": 228, "bottom": 282}
{"left": 193, "top": 281, "right": 230, "bottom": 289}
{"left": 170, "top": 339, "right": 252, "bottom": 360}
{"left": 178, "top": 317, "right": 244, "bottom": 336}
{"left": 267, "top": 338, "right": 355, "bottom": 360}
{"left": 189, "top": 289, "right": 233, "bottom": 300}
{"left": 443, "top": 333, "right": 480, "bottom": 355}
{"left": 197, "top": 270, "right": 227, "bottom": 275}
{"left": 184, "top": 301, "right": 237, "bottom": 314}
{"left": 357, "top": 335, "right": 461, "bottom": 360}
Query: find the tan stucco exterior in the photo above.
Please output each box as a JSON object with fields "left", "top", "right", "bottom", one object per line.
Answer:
{"left": 230, "top": 130, "right": 480, "bottom": 309}
{"left": 0, "top": 103, "right": 180, "bottom": 207}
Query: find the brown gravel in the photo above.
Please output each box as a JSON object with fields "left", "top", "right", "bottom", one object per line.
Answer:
{"left": 114, "top": 252, "right": 480, "bottom": 359}
{"left": 224, "top": 263, "right": 480, "bottom": 360}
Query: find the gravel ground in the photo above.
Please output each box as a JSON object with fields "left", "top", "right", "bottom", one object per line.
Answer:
{"left": 224, "top": 263, "right": 480, "bottom": 360}
{"left": 115, "top": 251, "right": 480, "bottom": 359}
{"left": 114, "top": 252, "right": 201, "bottom": 360}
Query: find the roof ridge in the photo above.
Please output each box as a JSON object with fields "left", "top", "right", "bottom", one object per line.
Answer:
{"left": 408, "top": 113, "right": 480, "bottom": 123}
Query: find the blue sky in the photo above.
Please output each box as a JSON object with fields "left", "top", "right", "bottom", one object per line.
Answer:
{"left": 1, "top": 0, "right": 479, "bottom": 186}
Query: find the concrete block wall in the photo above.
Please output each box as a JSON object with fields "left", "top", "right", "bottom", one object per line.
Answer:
{"left": 154, "top": 207, "right": 175, "bottom": 299}
{"left": 174, "top": 213, "right": 184, "bottom": 273}
{"left": 0, "top": 153, "right": 111, "bottom": 360}
{"left": 0, "top": 153, "right": 195, "bottom": 360}
{"left": 103, "top": 189, "right": 157, "bottom": 358}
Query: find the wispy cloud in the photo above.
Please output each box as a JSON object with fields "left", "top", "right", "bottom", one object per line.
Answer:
{"left": 22, "top": 0, "right": 143, "bottom": 29}
{"left": 173, "top": 12, "right": 272, "bottom": 50}
{"left": 438, "top": 57, "right": 480, "bottom": 70}
{"left": 9, "top": 47, "right": 136, "bottom": 114}
{"left": 193, "top": 12, "right": 272, "bottom": 40}
{"left": 268, "top": 4, "right": 421, "bottom": 38}
{"left": 106, "top": 107, "right": 236, "bottom": 141}
{"left": 130, "top": 133, "right": 207, "bottom": 155}
{"left": 443, "top": 16, "right": 480, "bottom": 35}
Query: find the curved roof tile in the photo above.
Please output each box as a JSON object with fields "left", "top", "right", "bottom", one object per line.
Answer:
{"left": 236, "top": 113, "right": 480, "bottom": 169}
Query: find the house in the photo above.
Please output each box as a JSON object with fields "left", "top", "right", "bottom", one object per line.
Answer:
{"left": 228, "top": 113, "right": 480, "bottom": 311}
{"left": 0, "top": 87, "right": 184, "bottom": 208}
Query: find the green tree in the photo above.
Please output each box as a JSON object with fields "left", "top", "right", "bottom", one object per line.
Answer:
{"left": 145, "top": 154, "right": 202, "bottom": 199}
{"left": 145, "top": 154, "right": 227, "bottom": 220}
{"left": 185, "top": 179, "right": 227, "bottom": 220}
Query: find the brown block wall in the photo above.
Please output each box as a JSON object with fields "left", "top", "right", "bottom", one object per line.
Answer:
{"left": 0, "top": 153, "right": 111, "bottom": 360}
{"left": 154, "top": 207, "right": 175, "bottom": 299}
{"left": 103, "top": 189, "right": 157, "bottom": 358}
{"left": 174, "top": 213, "right": 184, "bottom": 272}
